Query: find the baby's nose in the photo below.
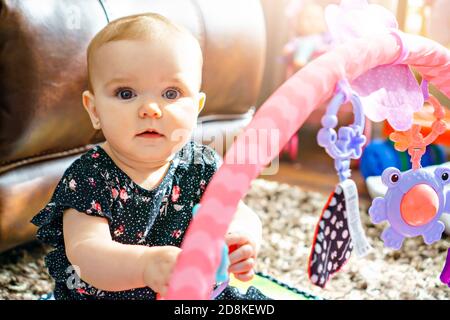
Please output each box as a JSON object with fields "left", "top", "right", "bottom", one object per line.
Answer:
{"left": 140, "top": 102, "right": 162, "bottom": 118}
{"left": 400, "top": 184, "right": 439, "bottom": 227}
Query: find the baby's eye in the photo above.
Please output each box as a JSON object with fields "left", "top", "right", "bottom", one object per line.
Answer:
{"left": 162, "top": 88, "right": 181, "bottom": 100}
{"left": 115, "top": 88, "right": 136, "bottom": 100}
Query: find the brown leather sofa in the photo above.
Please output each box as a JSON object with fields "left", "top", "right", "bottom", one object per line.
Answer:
{"left": 0, "top": 0, "right": 268, "bottom": 252}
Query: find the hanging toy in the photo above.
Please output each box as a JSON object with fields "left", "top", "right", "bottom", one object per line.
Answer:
{"left": 368, "top": 81, "right": 449, "bottom": 250}
{"left": 308, "top": 80, "right": 372, "bottom": 288}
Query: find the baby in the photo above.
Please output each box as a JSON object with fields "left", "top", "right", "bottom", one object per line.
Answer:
{"left": 32, "top": 13, "right": 267, "bottom": 300}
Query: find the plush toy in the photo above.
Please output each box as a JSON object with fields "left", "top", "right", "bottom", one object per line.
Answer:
{"left": 281, "top": 1, "right": 333, "bottom": 161}
{"left": 283, "top": 1, "right": 331, "bottom": 76}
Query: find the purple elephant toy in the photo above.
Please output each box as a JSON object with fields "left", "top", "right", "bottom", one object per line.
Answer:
{"left": 369, "top": 166, "right": 450, "bottom": 250}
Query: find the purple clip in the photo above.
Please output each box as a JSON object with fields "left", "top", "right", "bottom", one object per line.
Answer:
{"left": 334, "top": 78, "right": 352, "bottom": 104}
{"left": 441, "top": 248, "right": 450, "bottom": 286}
{"left": 421, "top": 79, "right": 430, "bottom": 101}
{"left": 210, "top": 280, "right": 230, "bottom": 299}
{"left": 317, "top": 80, "right": 366, "bottom": 181}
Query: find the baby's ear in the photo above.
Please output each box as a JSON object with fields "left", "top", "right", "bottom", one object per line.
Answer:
{"left": 82, "top": 90, "right": 101, "bottom": 130}
{"left": 197, "top": 92, "right": 206, "bottom": 114}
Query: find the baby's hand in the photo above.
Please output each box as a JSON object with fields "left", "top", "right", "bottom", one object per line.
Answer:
{"left": 225, "top": 231, "right": 257, "bottom": 282}
{"left": 143, "top": 246, "right": 181, "bottom": 297}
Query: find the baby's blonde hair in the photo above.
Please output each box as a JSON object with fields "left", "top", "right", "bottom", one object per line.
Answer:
{"left": 86, "top": 13, "right": 202, "bottom": 92}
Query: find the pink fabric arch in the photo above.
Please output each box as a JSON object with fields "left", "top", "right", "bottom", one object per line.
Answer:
{"left": 165, "top": 33, "right": 450, "bottom": 300}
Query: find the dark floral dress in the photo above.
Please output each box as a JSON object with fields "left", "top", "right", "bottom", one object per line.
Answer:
{"left": 31, "top": 141, "right": 269, "bottom": 300}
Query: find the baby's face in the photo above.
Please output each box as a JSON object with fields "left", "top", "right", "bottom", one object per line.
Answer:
{"left": 83, "top": 37, "right": 204, "bottom": 165}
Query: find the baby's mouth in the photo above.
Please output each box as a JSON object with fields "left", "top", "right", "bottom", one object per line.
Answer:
{"left": 136, "top": 129, "right": 164, "bottom": 138}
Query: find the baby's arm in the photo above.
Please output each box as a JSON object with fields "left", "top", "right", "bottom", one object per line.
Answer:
{"left": 225, "top": 201, "right": 262, "bottom": 281}
{"left": 63, "top": 209, "right": 180, "bottom": 295}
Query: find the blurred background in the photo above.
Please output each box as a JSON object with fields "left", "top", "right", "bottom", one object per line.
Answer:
{"left": 258, "top": 0, "right": 449, "bottom": 107}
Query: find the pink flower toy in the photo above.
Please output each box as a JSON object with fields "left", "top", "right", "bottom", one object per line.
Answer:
{"left": 325, "top": 0, "right": 424, "bottom": 131}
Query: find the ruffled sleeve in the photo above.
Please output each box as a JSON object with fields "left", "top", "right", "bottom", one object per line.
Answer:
{"left": 31, "top": 156, "right": 112, "bottom": 248}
